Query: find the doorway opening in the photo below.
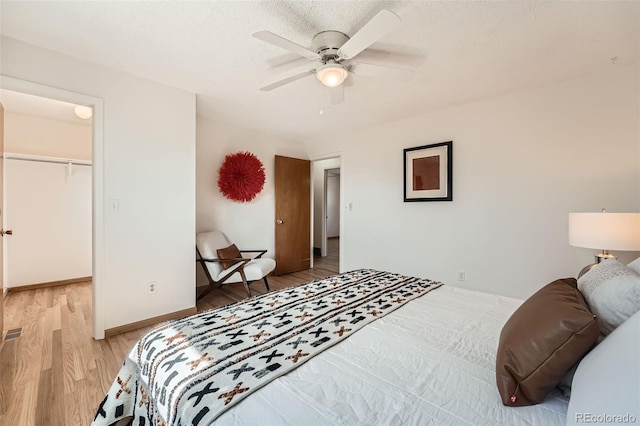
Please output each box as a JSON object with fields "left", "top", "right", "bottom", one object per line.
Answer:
{"left": 2, "top": 90, "right": 93, "bottom": 296}
{"left": 0, "top": 76, "right": 105, "bottom": 339}
{"left": 312, "top": 158, "right": 341, "bottom": 274}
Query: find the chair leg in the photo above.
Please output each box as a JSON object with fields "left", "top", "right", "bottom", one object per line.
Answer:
{"left": 239, "top": 269, "right": 251, "bottom": 298}
{"left": 263, "top": 276, "right": 271, "bottom": 292}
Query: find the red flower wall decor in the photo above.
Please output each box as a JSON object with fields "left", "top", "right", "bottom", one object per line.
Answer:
{"left": 217, "top": 151, "right": 266, "bottom": 202}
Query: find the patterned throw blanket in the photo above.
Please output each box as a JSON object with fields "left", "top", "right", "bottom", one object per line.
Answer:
{"left": 93, "top": 269, "right": 442, "bottom": 425}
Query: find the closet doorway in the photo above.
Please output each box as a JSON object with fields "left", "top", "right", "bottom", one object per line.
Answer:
{"left": 0, "top": 77, "right": 105, "bottom": 339}
{"left": 1, "top": 89, "right": 93, "bottom": 324}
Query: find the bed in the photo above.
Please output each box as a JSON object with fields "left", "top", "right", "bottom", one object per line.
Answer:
{"left": 92, "top": 266, "right": 640, "bottom": 426}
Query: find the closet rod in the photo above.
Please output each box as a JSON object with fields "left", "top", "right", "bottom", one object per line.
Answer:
{"left": 4, "top": 156, "right": 92, "bottom": 167}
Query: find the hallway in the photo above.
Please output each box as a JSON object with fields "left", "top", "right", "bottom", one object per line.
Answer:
{"left": 313, "top": 237, "right": 339, "bottom": 274}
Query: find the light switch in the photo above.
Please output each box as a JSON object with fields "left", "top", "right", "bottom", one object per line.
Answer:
{"left": 109, "top": 199, "right": 119, "bottom": 214}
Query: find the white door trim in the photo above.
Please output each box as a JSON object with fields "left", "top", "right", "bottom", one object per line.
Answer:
{"left": 0, "top": 75, "right": 106, "bottom": 338}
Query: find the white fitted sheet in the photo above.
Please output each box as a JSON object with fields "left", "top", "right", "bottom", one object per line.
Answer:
{"left": 216, "top": 285, "right": 568, "bottom": 426}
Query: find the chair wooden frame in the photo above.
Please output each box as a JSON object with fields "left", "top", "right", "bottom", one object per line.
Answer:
{"left": 196, "top": 248, "right": 271, "bottom": 300}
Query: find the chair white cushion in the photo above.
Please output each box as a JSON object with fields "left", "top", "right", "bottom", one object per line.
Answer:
{"left": 197, "top": 230, "right": 232, "bottom": 256}
{"left": 215, "top": 258, "right": 276, "bottom": 284}
{"left": 197, "top": 231, "right": 233, "bottom": 278}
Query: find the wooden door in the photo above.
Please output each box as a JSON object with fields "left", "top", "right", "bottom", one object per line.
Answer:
{"left": 274, "top": 155, "right": 311, "bottom": 275}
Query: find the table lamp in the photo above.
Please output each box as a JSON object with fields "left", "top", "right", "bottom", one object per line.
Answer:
{"left": 569, "top": 210, "right": 640, "bottom": 278}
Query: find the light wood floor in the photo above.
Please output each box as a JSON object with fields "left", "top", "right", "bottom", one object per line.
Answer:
{"left": 0, "top": 267, "right": 335, "bottom": 426}
{"left": 313, "top": 237, "right": 339, "bottom": 275}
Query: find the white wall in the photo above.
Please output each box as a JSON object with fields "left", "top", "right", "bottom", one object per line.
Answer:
{"left": 1, "top": 36, "right": 196, "bottom": 333}
{"left": 5, "top": 159, "right": 92, "bottom": 286}
{"left": 4, "top": 111, "right": 91, "bottom": 160}
{"left": 306, "top": 64, "right": 640, "bottom": 299}
{"left": 312, "top": 158, "right": 341, "bottom": 251}
{"left": 196, "top": 116, "right": 306, "bottom": 286}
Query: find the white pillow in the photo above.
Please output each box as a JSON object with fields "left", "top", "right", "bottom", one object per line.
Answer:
{"left": 565, "top": 309, "right": 640, "bottom": 425}
{"left": 628, "top": 257, "right": 640, "bottom": 275}
{"left": 577, "top": 259, "right": 640, "bottom": 335}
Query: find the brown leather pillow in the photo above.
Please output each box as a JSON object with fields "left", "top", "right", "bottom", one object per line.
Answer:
{"left": 216, "top": 244, "right": 242, "bottom": 270}
{"left": 496, "top": 278, "right": 599, "bottom": 406}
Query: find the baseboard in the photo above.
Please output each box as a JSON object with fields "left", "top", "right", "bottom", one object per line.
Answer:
{"left": 7, "top": 276, "right": 92, "bottom": 293}
{"left": 328, "top": 236, "right": 340, "bottom": 240}
{"left": 104, "top": 306, "right": 197, "bottom": 338}
{"left": 313, "top": 247, "right": 321, "bottom": 257}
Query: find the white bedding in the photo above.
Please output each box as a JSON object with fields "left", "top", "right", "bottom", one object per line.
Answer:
{"left": 216, "top": 285, "right": 569, "bottom": 425}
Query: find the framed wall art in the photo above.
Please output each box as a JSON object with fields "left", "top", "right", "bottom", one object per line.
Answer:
{"left": 403, "top": 141, "right": 452, "bottom": 202}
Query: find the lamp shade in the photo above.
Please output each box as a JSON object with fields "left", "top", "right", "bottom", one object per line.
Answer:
{"left": 316, "top": 64, "right": 348, "bottom": 88}
{"left": 569, "top": 212, "right": 640, "bottom": 251}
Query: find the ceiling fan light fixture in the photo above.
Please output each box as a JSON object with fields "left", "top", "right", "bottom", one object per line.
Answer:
{"left": 316, "top": 64, "right": 348, "bottom": 88}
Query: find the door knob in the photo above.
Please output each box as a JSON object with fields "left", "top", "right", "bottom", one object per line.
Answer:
{"left": 276, "top": 219, "right": 284, "bottom": 224}
{"left": 1, "top": 229, "right": 13, "bottom": 236}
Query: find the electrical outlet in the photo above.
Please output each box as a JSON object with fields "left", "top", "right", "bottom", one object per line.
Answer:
{"left": 148, "top": 281, "right": 157, "bottom": 294}
{"left": 457, "top": 271, "right": 466, "bottom": 282}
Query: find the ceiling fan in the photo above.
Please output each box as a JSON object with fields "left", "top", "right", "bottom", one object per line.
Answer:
{"left": 253, "top": 9, "right": 413, "bottom": 104}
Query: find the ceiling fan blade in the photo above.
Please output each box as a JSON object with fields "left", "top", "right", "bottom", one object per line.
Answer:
{"left": 353, "top": 62, "right": 414, "bottom": 79}
{"left": 329, "top": 85, "right": 344, "bottom": 105}
{"left": 259, "top": 70, "right": 314, "bottom": 91}
{"left": 338, "top": 10, "right": 401, "bottom": 60}
{"left": 253, "top": 31, "right": 320, "bottom": 60}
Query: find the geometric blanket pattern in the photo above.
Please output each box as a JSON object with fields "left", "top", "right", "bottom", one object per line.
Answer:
{"left": 92, "top": 269, "right": 442, "bottom": 425}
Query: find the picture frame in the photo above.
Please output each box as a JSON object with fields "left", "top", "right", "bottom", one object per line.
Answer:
{"left": 403, "top": 141, "right": 452, "bottom": 202}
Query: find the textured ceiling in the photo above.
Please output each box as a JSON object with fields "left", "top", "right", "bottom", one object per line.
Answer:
{"left": 1, "top": 1, "right": 638, "bottom": 142}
